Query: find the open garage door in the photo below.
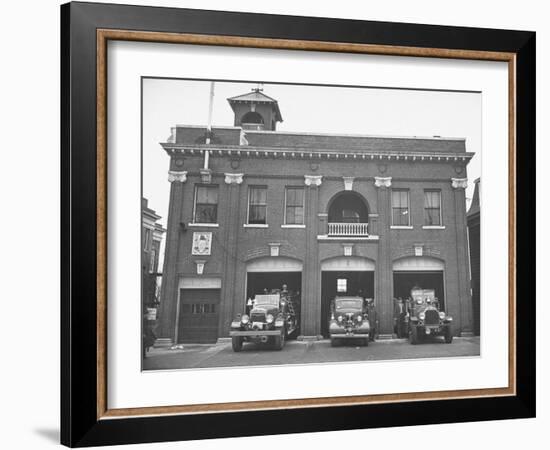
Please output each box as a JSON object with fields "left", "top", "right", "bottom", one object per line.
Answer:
{"left": 393, "top": 257, "right": 445, "bottom": 309}
{"left": 246, "top": 257, "right": 303, "bottom": 335}
{"left": 320, "top": 257, "right": 375, "bottom": 338}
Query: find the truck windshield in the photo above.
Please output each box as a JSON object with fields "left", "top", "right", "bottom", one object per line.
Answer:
{"left": 254, "top": 295, "right": 280, "bottom": 306}
{"left": 335, "top": 300, "right": 362, "bottom": 310}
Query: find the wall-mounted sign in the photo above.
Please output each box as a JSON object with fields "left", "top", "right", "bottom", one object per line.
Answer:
{"left": 192, "top": 232, "right": 212, "bottom": 255}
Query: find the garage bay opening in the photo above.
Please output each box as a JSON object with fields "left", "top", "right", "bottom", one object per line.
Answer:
{"left": 321, "top": 271, "right": 374, "bottom": 338}
{"left": 246, "top": 271, "right": 302, "bottom": 337}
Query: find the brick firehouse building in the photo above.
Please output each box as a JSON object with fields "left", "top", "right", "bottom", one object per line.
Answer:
{"left": 155, "top": 89, "right": 474, "bottom": 345}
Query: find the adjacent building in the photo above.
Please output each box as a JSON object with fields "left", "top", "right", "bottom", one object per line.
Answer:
{"left": 142, "top": 198, "right": 166, "bottom": 310}
{"left": 156, "top": 89, "right": 474, "bottom": 345}
{"left": 467, "top": 178, "right": 481, "bottom": 336}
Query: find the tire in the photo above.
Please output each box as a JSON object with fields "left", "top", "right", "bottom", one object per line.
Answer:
{"left": 232, "top": 336, "right": 243, "bottom": 352}
{"left": 363, "top": 337, "right": 369, "bottom": 347}
{"left": 274, "top": 330, "right": 286, "bottom": 350}
{"left": 330, "top": 338, "right": 338, "bottom": 347}
{"left": 444, "top": 326, "right": 453, "bottom": 344}
{"left": 409, "top": 326, "right": 418, "bottom": 345}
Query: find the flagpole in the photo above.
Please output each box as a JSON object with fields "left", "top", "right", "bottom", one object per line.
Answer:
{"left": 204, "top": 81, "right": 215, "bottom": 170}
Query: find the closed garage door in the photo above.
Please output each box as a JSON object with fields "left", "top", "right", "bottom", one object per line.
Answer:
{"left": 178, "top": 289, "right": 220, "bottom": 343}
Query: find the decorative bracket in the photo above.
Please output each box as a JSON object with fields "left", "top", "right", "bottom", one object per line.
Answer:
{"left": 269, "top": 243, "right": 281, "bottom": 257}
{"left": 304, "top": 175, "right": 323, "bottom": 187}
{"left": 195, "top": 260, "right": 206, "bottom": 275}
{"left": 374, "top": 176, "right": 392, "bottom": 188}
{"left": 200, "top": 168, "right": 212, "bottom": 184}
{"left": 451, "top": 177, "right": 468, "bottom": 189}
{"left": 343, "top": 176, "right": 355, "bottom": 191}
{"left": 168, "top": 170, "right": 187, "bottom": 183}
{"left": 224, "top": 173, "right": 244, "bottom": 185}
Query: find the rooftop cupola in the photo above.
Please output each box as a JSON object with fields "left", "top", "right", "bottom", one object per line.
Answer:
{"left": 227, "top": 87, "right": 283, "bottom": 131}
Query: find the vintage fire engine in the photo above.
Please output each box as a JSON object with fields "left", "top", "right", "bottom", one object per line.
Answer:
{"left": 230, "top": 288, "right": 299, "bottom": 352}
{"left": 328, "top": 296, "right": 372, "bottom": 346}
{"left": 407, "top": 288, "right": 453, "bottom": 344}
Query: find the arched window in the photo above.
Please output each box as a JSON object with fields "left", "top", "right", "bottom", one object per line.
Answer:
{"left": 328, "top": 192, "right": 369, "bottom": 223}
{"left": 241, "top": 111, "right": 265, "bottom": 130}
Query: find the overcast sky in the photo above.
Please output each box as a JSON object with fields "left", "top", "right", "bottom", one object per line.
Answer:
{"left": 143, "top": 78, "right": 481, "bottom": 230}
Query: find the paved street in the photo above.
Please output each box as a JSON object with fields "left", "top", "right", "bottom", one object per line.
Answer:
{"left": 143, "top": 336, "right": 480, "bottom": 370}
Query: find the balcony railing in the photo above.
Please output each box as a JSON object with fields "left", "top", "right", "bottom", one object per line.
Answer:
{"left": 327, "top": 222, "right": 369, "bottom": 237}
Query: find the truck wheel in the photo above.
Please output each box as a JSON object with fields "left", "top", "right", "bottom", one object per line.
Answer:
{"left": 444, "top": 327, "right": 453, "bottom": 344}
{"left": 232, "top": 336, "right": 243, "bottom": 352}
{"left": 274, "top": 332, "right": 285, "bottom": 350}
{"left": 409, "top": 327, "right": 418, "bottom": 345}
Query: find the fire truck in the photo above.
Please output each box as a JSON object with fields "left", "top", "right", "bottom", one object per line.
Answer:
{"left": 407, "top": 288, "right": 453, "bottom": 344}
{"left": 230, "top": 288, "right": 299, "bottom": 352}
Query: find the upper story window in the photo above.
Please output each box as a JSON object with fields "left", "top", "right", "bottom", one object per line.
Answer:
{"left": 143, "top": 228, "right": 151, "bottom": 251}
{"left": 194, "top": 185, "right": 219, "bottom": 223}
{"left": 391, "top": 189, "right": 410, "bottom": 226}
{"left": 149, "top": 249, "right": 156, "bottom": 273}
{"left": 424, "top": 190, "right": 442, "bottom": 226}
{"left": 248, "top": 186, "right": 267, "bottom": 224}
{"left": 285, "top": 187, "right": 305, "bottom": 225}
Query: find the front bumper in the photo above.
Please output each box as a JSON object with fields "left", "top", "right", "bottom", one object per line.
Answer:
{"left": 230, "top": 330, "right": 282, "bottom": 337}
{"left": 330, "top": 333, "right": 369, "bottom": 339}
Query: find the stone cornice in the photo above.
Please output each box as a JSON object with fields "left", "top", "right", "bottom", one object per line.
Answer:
{"left": 161, "top": 143, "right": 474, "bottom": 163}
{"left": 168, "top": 170, "right": 187, "bottom": 183}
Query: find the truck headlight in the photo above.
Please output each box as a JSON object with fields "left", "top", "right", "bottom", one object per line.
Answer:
{"left": 439, "top": 312, "right": 446, "bottom": 319}
{"left": 266, "top": 314, "right": 274, "bottom": 324}
{"left": 241, "top": 314, "right": 249, "bottom": 324}
{"left": 356, "top": 315, "right": 362, "bottom": 322}
{"left": 419, "top": 312, "right": 425, "bottom": 320}
{"left": 337, "top": 315, "right": 343, "bottom": 323}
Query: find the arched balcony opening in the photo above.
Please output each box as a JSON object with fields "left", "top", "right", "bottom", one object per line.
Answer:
{"left": 241, "top": 111, "right": 265, "bottom": 130}
{"left": 327, "top": 192, "right": 370, "bottom": 237}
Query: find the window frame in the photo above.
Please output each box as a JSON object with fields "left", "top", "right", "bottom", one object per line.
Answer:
{"left": 423, "top": 189, "right": 443, "bottom": 226}
{"left": 391, "top": 188, "right": 411, "bottom": 227}
{"left": 193, "top": 184, "right": 219, "bottom": 224}
{"left": 247, "top": 185, "right": 268, "bottom": 225}
{"left": 284, "top": 186, "right": 305, "bottom": 225}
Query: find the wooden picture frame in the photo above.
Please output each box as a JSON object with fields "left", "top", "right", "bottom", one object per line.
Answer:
{"left": 61, "top": 1, "right": 535, "bottom": 447}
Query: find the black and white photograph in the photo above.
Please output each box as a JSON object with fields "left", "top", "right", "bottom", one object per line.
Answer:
{"left": 141, "top": 78, "right": 482, "bottom": 370}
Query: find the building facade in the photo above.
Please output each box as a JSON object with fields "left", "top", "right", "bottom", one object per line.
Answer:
{"left": 156, "top": 89, "right": 474, "bottom": 345}
{"left": 142, "top": 198, "right": 166, "bottom": 310}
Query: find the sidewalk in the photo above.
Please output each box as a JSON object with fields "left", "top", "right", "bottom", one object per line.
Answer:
{"left": 143, "top": 336, "right": 480, "bottom": 371}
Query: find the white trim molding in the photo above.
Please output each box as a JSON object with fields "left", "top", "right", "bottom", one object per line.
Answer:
{"left": 451, "top": 177, "right": 468, "bottom": 189}
{"left": 422, "top": 225, "right": 446, "bottom": 230}
{"left": 281, "top": 224, "right": 306, "bottom": 229}
{"left": 224, "top": 173, "right": 244, "bottom": 185}
{"left": 391, "top": 225, "right": 414, "bottom": 230}
{"left": 343, "top": 176, "right": 355, "bottom": 191}
{"left": 243, "top": 224, "right": 269, "bottom": 228}
{"left": 167, "top": 170, "right": 187, "bottom": 183}
{"left": 304, "top": 174, "right": 323, "bottom": 187}
{"left": 188, "top": 223, "right": 220, "bottom": 228}
{"left": 374, "top": 176, "right": 392, "bottom": 188}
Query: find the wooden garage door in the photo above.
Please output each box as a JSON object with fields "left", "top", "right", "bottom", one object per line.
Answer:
{"left": 178, "top": 289, "right": 220, "bottom": 343}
